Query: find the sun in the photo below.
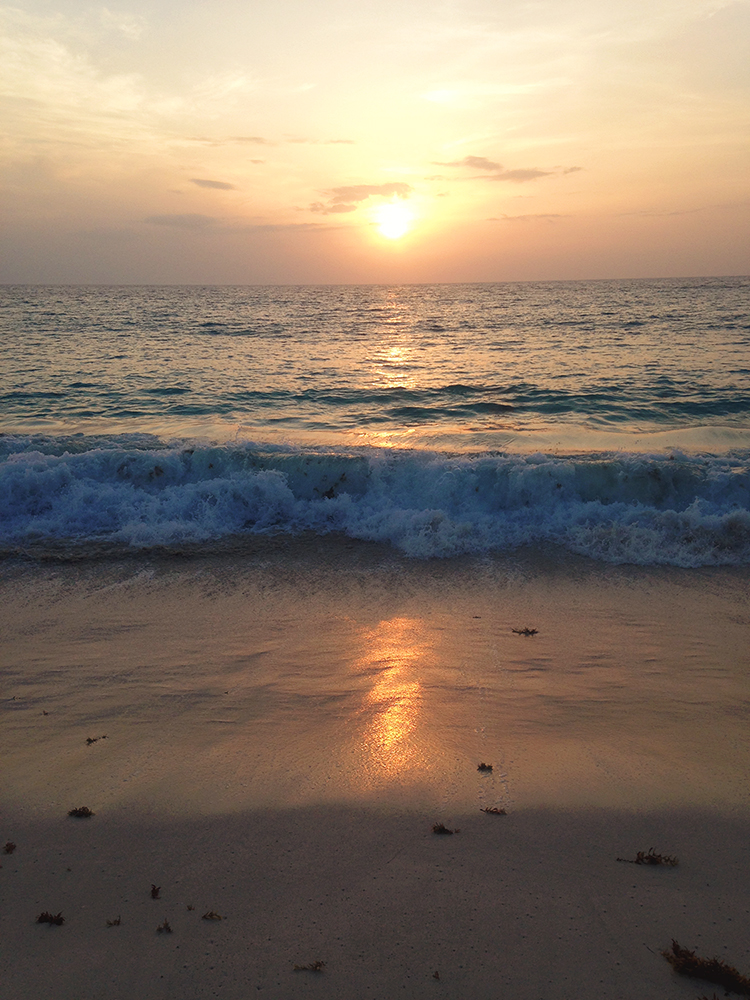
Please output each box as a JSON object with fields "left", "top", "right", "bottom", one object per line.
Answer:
{"left": 374, "top": 201, "right": 412, "bottom": 240}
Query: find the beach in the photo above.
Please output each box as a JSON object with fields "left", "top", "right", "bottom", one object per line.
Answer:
{"left": 3, "top": 542, "right": 749, "bottom": 999}
{"left": 2, "top": 0, "right": 749, "bottom": 986}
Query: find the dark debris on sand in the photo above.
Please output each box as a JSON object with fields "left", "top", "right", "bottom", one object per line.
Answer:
{"left": 662, "top": 939, "right": 750, "bottom": 995}
{"left": 68, "top": 806, "right": 94, "bottom": 818}
{"left": 432, "top": 823, "right": 459, "bottom": 835}
{"left": 617, "top": 848, "right": 678, "bottom": 866}
{"left": 37, "top": 911, "right": 64, "bottom": 925}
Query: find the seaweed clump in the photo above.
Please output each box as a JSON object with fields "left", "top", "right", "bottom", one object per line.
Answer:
{"left": 662, "top": 940, "right": 750, "bottom": 995}
{"left": 618, "top": 848, "right": 678, "bottom": 866}
{"left": 432, "top": 823, "right": 459, "bottom": 835}
{"left": 294, "top": 961, "right": 326, "bottom": 972}
{"left": 37, "top": 911, "right": 64, "bottom": 925}
{"left": 477, "top": 762, "right": 493, "bottom": 773}
{"left": 202, "top": 911, "right": 223, "bottom": 921}
{"left": 480, "top": 806, "right": 507, "bottom": 815}
{"left": 4, "top": 842, "right": 16, "bottom": 854}
{"left": 68, "top": 806, "right": 94, "bottom": 818}
{"left": 511, "top": 627, "right": 538, "bottom": 636}
{"left": 157, "top": 919, "right": 172, "bottom": 934}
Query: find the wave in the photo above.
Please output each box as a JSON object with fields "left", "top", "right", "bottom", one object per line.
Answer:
{"left": 3, "top": 379, "right": 750, "bottom": 428}
{"left": 1, "top": 434, "right": 749, "bottom": 565}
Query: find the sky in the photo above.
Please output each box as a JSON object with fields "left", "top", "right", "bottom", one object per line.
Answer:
{"left": 1, "top": 0, "right": 749, "bottom": 284}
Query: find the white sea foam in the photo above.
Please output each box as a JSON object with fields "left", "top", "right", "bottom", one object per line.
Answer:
{"left": 1, "top": 436, "right": 748, "bottom": 565}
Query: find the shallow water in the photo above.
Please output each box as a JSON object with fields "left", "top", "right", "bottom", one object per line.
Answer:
{"left": 3, "top": 550, "right": 749, "bottom": 815}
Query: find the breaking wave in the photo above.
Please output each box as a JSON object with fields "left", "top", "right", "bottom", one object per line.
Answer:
{"left": 1, "top": 434, "right": 749, "bottom": 565}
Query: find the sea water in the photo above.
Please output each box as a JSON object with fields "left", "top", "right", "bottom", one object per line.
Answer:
{"left": 1, "top": 278, "right": 749, "bottom": 564}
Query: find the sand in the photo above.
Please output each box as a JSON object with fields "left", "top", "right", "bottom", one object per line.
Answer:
{"left": 2, "top": 540, "right": 749, "bottom": 999}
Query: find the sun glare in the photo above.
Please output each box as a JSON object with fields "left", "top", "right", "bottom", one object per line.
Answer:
{"left": 375, "top": 201, "right": 412, "bottom": 240}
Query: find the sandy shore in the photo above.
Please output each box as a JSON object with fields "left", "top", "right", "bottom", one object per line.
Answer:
{"left": 2, "top": 542, "right": 749, "bottom": 998}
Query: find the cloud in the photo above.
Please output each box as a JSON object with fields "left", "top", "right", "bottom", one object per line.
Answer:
{"left": 100, "top": 8, "right": 146, "bottom": 40}
{"left": 309, "top": 202, "right": 357, "bottom": 214}
{"left": 436, "top": 157, "right": 583, "bottom": 182}
{"left": 287, "top": 137, "right": 356, "bottom": 145}
{"left": 188, "top": 135, "right": 354, "bottom": 149}
{"left": 488, "top": 213, "right": 566, "bottom": 222}
{"left": 142, "top": 215, "right": 339, "bottom": 235}
{"left": 185, "top": 136, "right": 274, "bottom": 149}
{"left": 192, "top": 72, "right": 255, "bottom": 102}
{"left": 190, "top": 178, "right": 237, "bottom": 190}
{"left": 145, "top": 213, "right": 217, "bottom": 229}
{"left": 442, "top": 155, "right": 504, "bottom": 172}
{"left": 495, "top": 167, "right": 552, "bottom": 182}
{"left": 620, "top": 206, "right": 705, "bottom": 217}
{"left": 436, "top": 156, "right": 548, "bottom": 181}
{"left": 228, "top": 135, "right": 272, "bottom": 144}
{"left": 310, "top": 182, "right": 413, "bottom": 215}
{"left": 330, "top": 183, "right": 413, "bottom": 203}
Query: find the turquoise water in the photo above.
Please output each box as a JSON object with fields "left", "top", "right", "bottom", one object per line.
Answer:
{"left": 1, "top": 278, "right": 749, "bottom": 562}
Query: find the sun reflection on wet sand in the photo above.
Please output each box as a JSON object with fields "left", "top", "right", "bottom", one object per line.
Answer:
{"left": 353, "top": 616, "right": 429, "bottom": 783}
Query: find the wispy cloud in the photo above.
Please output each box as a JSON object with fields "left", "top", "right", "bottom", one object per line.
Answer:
{"left": 99, "top": 8, "right": 146, "bottom": 41}
{"left": 449, "top": 155, "right": 503, "bottom": 171}
{"left": 143, "top": 214, "right": 335, "bottom": 234}
{"left": 228, "top": 135, "right": 272, "bottom": 144}
{"left": 190, "top": 178, "right": 237, "bottom": 190}
{"left": 488, "top": 213, "right": 567, "bottom": 222}
{"left": 421, "top": 80, "right": 565, "bottom": 106}
{"left": 286, "top": 137, "right": 356, "bottom": 145}
{"left": 185, "top": 136, "right": 274, "bottom": 150}
{"left": 310, "top": 182, "right": 413, "bottom": 215}
{"left": 191, "top": 72, "right": 256, "bottom": 102}
{"left": 189, "top": 135, "right": 354, "bottom": 147}
{"left": 435, "top": 156, "right": 551, "bottom": 181}
{"left": 436, "top": 157, "right": 582, "bottom": 182}
{"left": 145, "top": 213, "right": 217, "bottom": 229}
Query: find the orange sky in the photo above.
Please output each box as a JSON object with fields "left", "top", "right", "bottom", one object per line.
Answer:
{"left": 1, "top": 0, "right": 749, "bottom": 283}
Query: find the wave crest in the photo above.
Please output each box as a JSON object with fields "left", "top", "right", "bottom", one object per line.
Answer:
{"left": 1, "top": 435, "right": 748, "bottom": 565}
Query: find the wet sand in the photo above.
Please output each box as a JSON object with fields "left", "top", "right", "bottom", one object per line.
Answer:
{"left": 2, "top": 543, "right": 749, "bottom": 998}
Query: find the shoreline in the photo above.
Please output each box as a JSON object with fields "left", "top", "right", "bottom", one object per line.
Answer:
{"left": 2, "top": 546, "right": 749, "bottom": 997}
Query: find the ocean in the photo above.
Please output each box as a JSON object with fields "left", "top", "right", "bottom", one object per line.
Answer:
{"left": 1, "top": 277, "right": 749, "bottom": 564}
